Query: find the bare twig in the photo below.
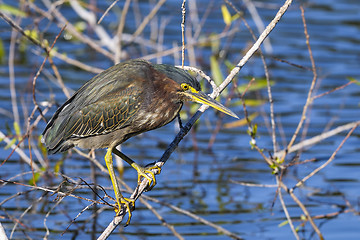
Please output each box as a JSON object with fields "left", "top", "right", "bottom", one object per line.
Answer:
{"left": 275, "top": 120, "right": 360, "bottom": 158}
{"left": 99, "top": 0, "right": 294, "bottom": 232}
{"left": 0, "top": 131, "right": 40, "bottom": 171}
{"left": 115, "top": 0, "right": 131, "bottom": 64}
{"left": 142, "top": 195, "right": 242, "bottom": 240}
{"left": 293, "top": 122, "right": 359, "bottom": 190}
{"left": 41, "top": 0, "right": 115, "bottom": 60}
{"left": 98, "top": 0, "right": 119, "bottom": 24}
{"left": 276, "top": 176, "right": 300, "bottom": 240}
{"left": 281, "top": 182, "right": 323, "bottom": 240}
{"left": 0, "top": 223, "right": 8, "bottom": 240}
{"left": 280, "top": 5, "right": 317, "bottom": 162}
{"left": 243, "top": 0, "right": 272, "bottom": 54}
{"left": 139, "top": 198, "right": 184, "bottom": 240}
{"left": 312, "top": 80, "right": 355, "bottom": 100}
{"left": 131, "top": 0, "right": 167, "bottom": 41}
{"left": 230, "top": 180, "right": 277, "bottom": 188}
{"left": 181, "top": 0, "right": 186, "bottom": 68}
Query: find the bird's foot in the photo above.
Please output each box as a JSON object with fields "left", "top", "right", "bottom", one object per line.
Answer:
{"left": 115, "top": 197, "right": 135, "bottom": 226}
{"left": 132, "top": 163, "right": 161, "bottom": 191}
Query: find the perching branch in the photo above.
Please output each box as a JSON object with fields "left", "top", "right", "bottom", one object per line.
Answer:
{"left": 101, "top": 0, "right": 294, "bottom": 235}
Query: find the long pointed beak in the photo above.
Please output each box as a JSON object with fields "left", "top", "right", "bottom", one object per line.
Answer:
{"left": 185, "top": 91, "right": 239, "bottom": 119}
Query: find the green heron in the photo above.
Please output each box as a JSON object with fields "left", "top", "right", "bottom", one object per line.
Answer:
{"left": 42, "top": 59, "right": 237, "bottom": 225}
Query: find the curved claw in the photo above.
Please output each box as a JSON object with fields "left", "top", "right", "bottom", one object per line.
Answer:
{"left": 115, "top": 197, "right": 135, "bottom": 226}
{"left": 134, "top": 164, "right": 161, "bottom": 191}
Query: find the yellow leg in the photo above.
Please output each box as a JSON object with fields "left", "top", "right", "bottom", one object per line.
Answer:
{"left": 105, "top": 148, "right": 134, "bottom": 225}
{"left": 112, "top": 148, "right": 161, "bottom": 190}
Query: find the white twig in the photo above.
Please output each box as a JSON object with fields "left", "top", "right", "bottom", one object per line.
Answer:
{"left": 0, "top": 223, "right": 8, "bottom": 240}
{"left": 0, "top": 131, "right": 40, "bottom": 171}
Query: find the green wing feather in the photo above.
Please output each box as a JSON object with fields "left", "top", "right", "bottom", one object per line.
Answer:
{"left": 63, "top": 85, "right": 142, "bottom": 139}
{"left": 43, "top": 60, "right": 151, "bottom": 153}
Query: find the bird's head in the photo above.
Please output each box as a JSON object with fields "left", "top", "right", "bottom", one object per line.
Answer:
{"left": 154, "top": 64, "right": 238, "bottom": 119}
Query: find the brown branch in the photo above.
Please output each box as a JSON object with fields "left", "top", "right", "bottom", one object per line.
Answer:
{"left": 181, "top": 0, "right": 186, "bottom": 68}
{"left": 276, "top": 176, "right": 300, "bottom": 240}
{"left": 100, "top": 0, "right": 294, "bottom": 234}
{"left": 280, "top": 5, "right": 317, "bottom": 162}
{"left": 292, "top": 122, "right": 359, "bottom": 190}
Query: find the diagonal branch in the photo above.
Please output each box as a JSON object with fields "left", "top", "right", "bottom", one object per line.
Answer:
{"left": 101, "top": 0, "right": 294, "bottom": 235}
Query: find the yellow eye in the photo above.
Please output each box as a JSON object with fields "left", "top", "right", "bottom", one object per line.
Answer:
{"left": 181, "top": 83, "right": 190, "bottom": 91}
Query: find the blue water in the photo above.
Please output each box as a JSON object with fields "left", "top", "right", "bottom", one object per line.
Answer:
{"left": 0, "top": 0, "right": 359, "bottom": 239}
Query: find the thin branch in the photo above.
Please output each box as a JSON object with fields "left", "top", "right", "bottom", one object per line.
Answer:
{"left": 98, "top": 0, "right": 119, "bottom": 24}
{"left": 0, "top": 223, "right": 8, "bottom": 240}
{"left": 99, "top": 0, "right": 294, "bottom": 232}
{"left": 142, "top": 195, "right": 242, "bottom": 240}
{"left": 292, "top": 122, "right": 358, "bottom": 190}
{"left": 115, "top": 0, "right": 131, "bottom": 64}
{"left": 181, "top": 0, "right": 186, "bottom": 68}
{"left": 230, "top": 180, "right": 277, "bottom": 188}
{"left": 280, "top": 5, "right": 317, "bottom": 162}
{"left": 281, "top": 182, "right": 323, "bottom": 240}
{"left": 138, "top": 198, "right": 184, "bottom": 240}
{"left": 275, "top": 120, "right": 360, "bottom": 158}
{"left": 131, "top": 0, "right": 167, "bottom": 41}
{"left": 41, "top": 0, "right": 115, "bottom": 60}
{"left": 276, "top": 175, "right": 300, "bottom": 240}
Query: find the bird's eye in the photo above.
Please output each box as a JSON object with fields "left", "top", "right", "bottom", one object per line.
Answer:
{"left": 181, "top": 83, "right": 190, "bottom": 91}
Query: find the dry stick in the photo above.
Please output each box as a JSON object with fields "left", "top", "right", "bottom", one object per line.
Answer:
{"left": 0, "top": 12, "right": 66, "bottom": 111}
{"left": 280, "top": 181, "right": 323, "bottom": 240}
{"left": 98, "top": 0, "right": 119, "bottom": 24}
{"left": 229, "top": 180, "right": 277, "bottom": 188}
{"left": 142, "top": 195, "right": 242, "bottom": 240}
{"left": 226, "top": 0, "right": 278, "bottom": 153}
{"left": 69, "top": 0, "right": 114, "bottom": 51}
{"left": 261, "top": 48, "right": 277, "bottom": 154}
{"left": 0, "top": 179, "right": 103, "bottom": 206}
{"left": 185, "top": 4, "right": 197, "bottom": 67}
{"left": 8, "top": 14, "right": 21, "bottom": 133}
{"left": 52, "top": 50, "right": 103, "bottom": 74}
{"left": 0, "top": 223, "right": 8, "bottom": 240}
{"left": 276, "top": 176, "right": 300, "bottom": 240}
{"left": 45, "top": 183, "right": 83, "bottom": 239}
{"left": 0, "top": 131, "right": 40, "bottom": 171}
{"left": 26, "top": 2, "right": 104, "bottom": 73}
{"left": 99, "top": 0, "right": 294, "bottom": 235}
{"left": 89, "top": 153, "right": 184, "bottom": 239}
{"left": 62, "top": 202, "right": 97, "bottom": 236}
{"left": 238, "top": 77, "right": 273, "bottom": 166}
{"left": 312, "top": 80, "right": 355, "bottom": 100}
{"left": 0, "top": 207, "right": 30, "bottom": 234}
{"left": 0, "top": 11, "right": 46, "bottom": 53}
{"left": 48, "top": 57, "right": 71, "bottom": 98}
{"left": 142, "top": 28, "right": 239, "bottom": 60}
{"left": 243, "top": 0, "right": 272, "bottom": 54}
{"left": 115, "top": 0, "right": 131, "bottom": 64}
{"left": 181, "top": 0, "right": 186, "bottom": 68}
{"left": 3, "top": 15, "right": 69, "bottom": 103}
{"left": 41, "top": 0, "right": 114, "bottom": 61}
{"left": 280, "top": 5, "right": 317, "bottom": 162}
{"left": 131, "top": 0, "right": 167, "bottom": 42}
{"left": 139, "top": 198, "right": 184, "bottom": 240}
{"left": 10, "top": 193, "right": 47, "bottom": 239}
{"left": 275, "top": 120, "right": 360, "bottom": 158}
{"left": 0, "top": 102, "right": 51, "bottom": 170}
{"left": 292, "top": 123, "right": 359, "bottom": 191}
{"left": 27, "top": 25, "right": 66, "bottom": 184}
{"left": 157, "top": 17, "right": 171, "bottom": 64}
